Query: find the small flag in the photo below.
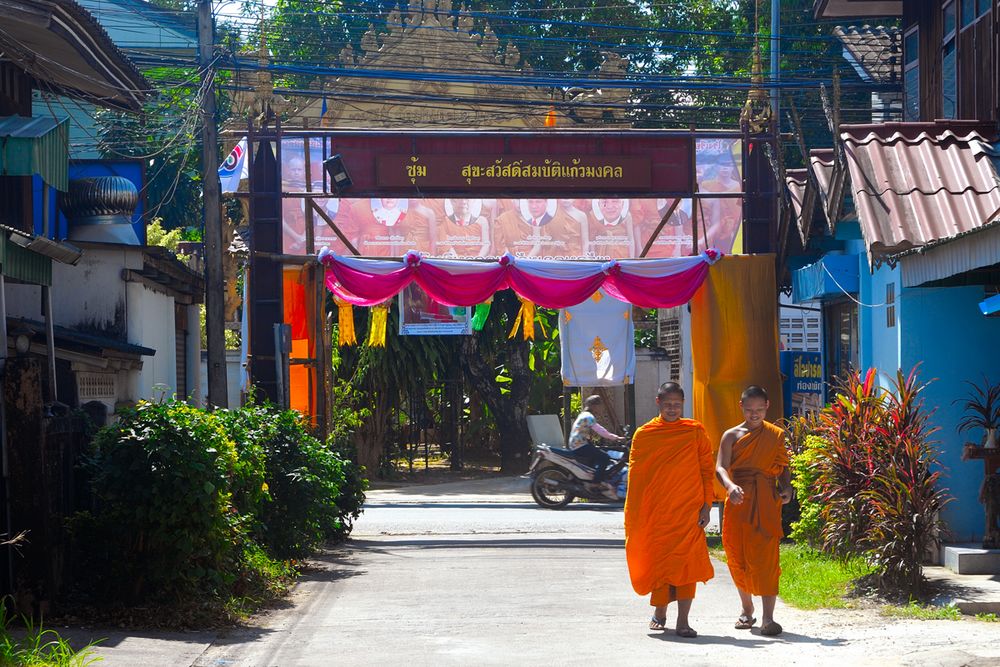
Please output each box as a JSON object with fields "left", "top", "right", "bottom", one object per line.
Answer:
{"left": 219, "top": 137, "right": 249, "bottom": 193}
{"left": 321, "top": 94, "right": 328, "bottom": 118}
{"left": 544, "top": 106, "right": 557, "bottom": 128}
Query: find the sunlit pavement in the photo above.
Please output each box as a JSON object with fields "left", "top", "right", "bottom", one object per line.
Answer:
{"left": 80, "top": 477, "right": 1000, "bottom": 667}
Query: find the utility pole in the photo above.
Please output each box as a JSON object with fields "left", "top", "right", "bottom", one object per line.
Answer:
{"left": 770, "top": 0, "right": 781, "bottom": 122}
{"left": 198, "top": 0, "right": 229, "bottom": 408}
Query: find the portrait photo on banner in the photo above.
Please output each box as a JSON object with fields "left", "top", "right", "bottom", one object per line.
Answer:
{"left": 398, "top": 283, "right": 472, "bottom": 336}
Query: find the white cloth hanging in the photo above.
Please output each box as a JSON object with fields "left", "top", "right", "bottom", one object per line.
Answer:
{"left": 559, "top": 290, "right": 636, "bottom": 386}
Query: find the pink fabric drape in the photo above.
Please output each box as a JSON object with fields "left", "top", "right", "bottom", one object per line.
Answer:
{"left": 319, "top": 248, "right": 721, "bottom": 309}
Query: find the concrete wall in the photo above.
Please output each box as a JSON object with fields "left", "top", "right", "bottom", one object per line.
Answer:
{"left": 899, "top": 285, "right": 1000, "bottom": 542}
{"left": 126, "top": 282, "right": 176, "bottom": 400}
{"left": 198, "top": 350, "right": 244, "bottom": 409}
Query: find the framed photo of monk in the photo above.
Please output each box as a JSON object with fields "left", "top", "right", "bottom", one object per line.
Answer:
{"left": 398, "top": 283, "right": 472, "bottom": 336}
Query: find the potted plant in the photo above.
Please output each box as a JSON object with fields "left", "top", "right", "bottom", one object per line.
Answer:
{"left": 956, "top": 376, "right": 1000, "bottom": 448}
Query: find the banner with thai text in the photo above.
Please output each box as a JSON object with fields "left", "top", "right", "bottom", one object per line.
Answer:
{"left": 278, "top": 137, "right": 743, "bottom": 259}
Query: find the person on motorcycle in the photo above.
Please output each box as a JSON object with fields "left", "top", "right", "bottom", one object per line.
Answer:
{"left": 568, "top": 395, "right": 627, "bottom": 496}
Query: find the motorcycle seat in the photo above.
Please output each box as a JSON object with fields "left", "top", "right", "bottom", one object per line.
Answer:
{"left": 550, "top": 446, "right": 586, "bottom": 460}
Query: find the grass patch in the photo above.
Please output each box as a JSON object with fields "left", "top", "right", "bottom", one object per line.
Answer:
{"left": 0, "top": 599, "right": 101, "bottom": 666}
{"left": 880, "top": 601, "right": 962, "bottom": 621}
{"left": 778, "top": 544, "right": 870, "bottom": 610}
{"left": 976, "top": 612, "right": 1000, "bottom": 622}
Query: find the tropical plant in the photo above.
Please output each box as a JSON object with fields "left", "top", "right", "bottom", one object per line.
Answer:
{"left": 954, "top": 375, "right": 1000, "bottom": 443}
{"left": 806, "top": 368, "right": 950, "bottom": 597}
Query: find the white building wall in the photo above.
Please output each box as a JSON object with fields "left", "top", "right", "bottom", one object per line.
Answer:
{"left": 126, "top": 282, "right": 177, "bottom": 400}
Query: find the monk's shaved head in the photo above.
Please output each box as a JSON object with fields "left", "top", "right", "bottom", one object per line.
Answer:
{"left": 657, "top": 382, "right": 684, "bottom": 401}
{"left": 741, "top": 385, "right": 769, "bottom": 403}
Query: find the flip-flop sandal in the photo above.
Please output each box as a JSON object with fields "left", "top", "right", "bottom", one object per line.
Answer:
{"left": 760, "top": 621, "right": 783, "bottom": 636}
{"left": 649, "top": 616, "right": 667, "bottom": 631}
{"left": 675, "top": 627, "right": 698, "bottom": 638}
{"left": 734, "top": 614, "right": 756, "bottom": 629}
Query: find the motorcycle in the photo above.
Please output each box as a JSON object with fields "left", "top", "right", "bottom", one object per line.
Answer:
{"left": 528, "top": 433, "right": 630, "bottom": 509}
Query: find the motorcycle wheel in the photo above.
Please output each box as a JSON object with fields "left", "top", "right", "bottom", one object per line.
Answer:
{"left": 531, "top": 468, "right": 575, "bottom": 509}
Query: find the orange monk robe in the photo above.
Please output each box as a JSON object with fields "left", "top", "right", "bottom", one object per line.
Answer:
{"left": 722, "top": 420, "right": 790, "bottom": 597}
{"left": 624, "top": 417, "right": 715, "bottom": 600}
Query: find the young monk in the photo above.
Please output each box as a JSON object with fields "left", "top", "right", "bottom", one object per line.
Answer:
{"left": 716, "top": 385, "right": 793, "bottom": 637}
{"left": 625, "top": 382, "right": 715, "bottom": 637}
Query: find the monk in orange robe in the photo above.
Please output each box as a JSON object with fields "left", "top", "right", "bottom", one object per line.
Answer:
{"left": 716, "top": 385, "right": 792, "bottom": 637}
{"left": 625, "top": 381, "right": 715, "bottom": 637}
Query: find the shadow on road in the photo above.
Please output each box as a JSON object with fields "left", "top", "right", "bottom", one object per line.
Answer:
{"left": 649, "top": 629, "right": 847, "bottom": 648}
{"left": 347, "top": 537, "right": 625, "bottom": 550}
{"left": 366, "top": 501, "right": 624, "bottom": 512}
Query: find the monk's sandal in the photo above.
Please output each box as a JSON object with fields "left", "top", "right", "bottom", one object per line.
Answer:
{"left": 649, "top": 616, "right": 667, "bottom": 631}
{"left": 735, "top": 614, "right": 756, "bottom": 629}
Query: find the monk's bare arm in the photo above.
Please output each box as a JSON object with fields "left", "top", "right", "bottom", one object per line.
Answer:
{"left": 696, "top": 431, "right": 713, "bottom": 528}
{"left": 716, "top": 429, "right": 744, "bottom": 505}
{"left": 778, "top": 467, "right": 793, "bottom": 503}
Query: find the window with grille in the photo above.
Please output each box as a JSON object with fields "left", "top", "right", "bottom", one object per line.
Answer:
{"left": 886, "top": 283, "right": 896, "bottom": 328}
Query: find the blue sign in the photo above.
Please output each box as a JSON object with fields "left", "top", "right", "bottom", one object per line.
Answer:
{"left": 780, "top": 351, "right": 824, "bottom": 418}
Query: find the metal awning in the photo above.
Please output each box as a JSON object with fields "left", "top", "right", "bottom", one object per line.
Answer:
{"left": 0, "top": 116, "right": 69, "bottom": 190}
{"left": 792, "top": 253, "right": 860, "bottom": 304}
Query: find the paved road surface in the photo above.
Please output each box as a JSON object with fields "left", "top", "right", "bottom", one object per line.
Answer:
{"left": 76, "top": 476, "right": 1000, "bottom": 666}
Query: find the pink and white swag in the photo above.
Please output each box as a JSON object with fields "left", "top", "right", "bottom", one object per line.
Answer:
{"left": 318, "top": 248, "right": 722, "bottom": 309}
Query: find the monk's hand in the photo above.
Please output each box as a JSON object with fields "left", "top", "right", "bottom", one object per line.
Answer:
{"left": 779, "top": 485, "right": 794, "bottom": 505}
{"left": 697, "top": 504, "right": 711, "bottom": 529}
{"left": 727, "top": 484, "right": 745, "bottom": 505}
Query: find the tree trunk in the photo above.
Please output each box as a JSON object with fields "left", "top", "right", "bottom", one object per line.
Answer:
{"left": 460, "top": 291, "right": 533, "bottom": 474}
{"left": 355, "top": 384, "right": 391, "bottom": 478}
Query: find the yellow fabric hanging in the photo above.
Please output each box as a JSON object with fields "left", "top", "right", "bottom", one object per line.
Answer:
{"left": 335, "top": 298, "right": 357, "bottom": 346}
{"left": 368, "top": 304, "right": 389, "bottom": 347}
{"left": 508, "top": 297, "right": 536, "bottom": 340}
{"left": 690, "top": 255, "right": 784, "bottom": 501}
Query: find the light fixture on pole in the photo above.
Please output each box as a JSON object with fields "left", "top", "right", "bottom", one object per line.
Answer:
{"left": 323, "top": 154, "right": 352, "bottom": 192}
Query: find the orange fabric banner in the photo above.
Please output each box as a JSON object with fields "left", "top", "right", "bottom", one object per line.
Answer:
{"left": 283, "top": 267, "right": 316, "bottom": 420}
{"left": 690, "top": 255, "right": 783, "bottom": 501}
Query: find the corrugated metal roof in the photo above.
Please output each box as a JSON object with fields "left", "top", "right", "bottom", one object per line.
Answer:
{"left": 0, "top": 234, "right": 51, "bottom": 286}
{"left": 833, "top": 25, "right": 901, "bottom": 85}
{"left": 840, "top": 120, "right": 1000, "bottom": 259}
{"left": 0, "top": 116, "right": 69, "bottom": 190}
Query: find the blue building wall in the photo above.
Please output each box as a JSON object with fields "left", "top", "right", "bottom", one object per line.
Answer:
{"left": 858, "top": 260, "right": 900, "bottom": 389}
{"left": 856, "top": 260, "right": 1000, "bottom": 541}
{"left": 899, "top": 285, "right": 1000, "bottom": 542}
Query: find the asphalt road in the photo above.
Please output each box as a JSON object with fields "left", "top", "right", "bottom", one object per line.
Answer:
{"left": 79, "top": 476, "right": 1000, "bottom": 667}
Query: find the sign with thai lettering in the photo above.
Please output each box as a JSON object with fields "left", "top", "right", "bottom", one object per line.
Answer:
{"left": 780, "top": 351, "right": 824, "bottom": 418}
{"left": 375, "top": 155, "right": 653, "bottom": 191}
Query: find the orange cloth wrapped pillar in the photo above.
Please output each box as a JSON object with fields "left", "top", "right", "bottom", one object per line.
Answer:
{"left": 721, "top": 421, "right": 789, "bottom": 596}
{"left": 690, "top": 255, "right": 783, "bottom": 501}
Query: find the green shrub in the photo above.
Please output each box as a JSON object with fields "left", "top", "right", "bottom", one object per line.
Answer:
{"left": 240, "top": 406, "right": 349, "bottom": 558}
{"left": 789, "top": 435, "right": 826, "bottom": 546}
{"left": 71, "top": 398, "right": 366, "bottom": 615}
{"left": 73, "top": 400, "right": 241, "bottom": 600}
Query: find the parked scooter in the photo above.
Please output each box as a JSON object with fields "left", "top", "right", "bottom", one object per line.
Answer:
{"left": 528, "top": 430, "right": 631, "bottom": 509}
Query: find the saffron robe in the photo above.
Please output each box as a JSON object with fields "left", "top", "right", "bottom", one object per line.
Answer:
{"left": 625, "top": 417, "right": 715, "bottom": 596}
{"left": 722, "top": 420, "right": 789, "bottom": 596}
